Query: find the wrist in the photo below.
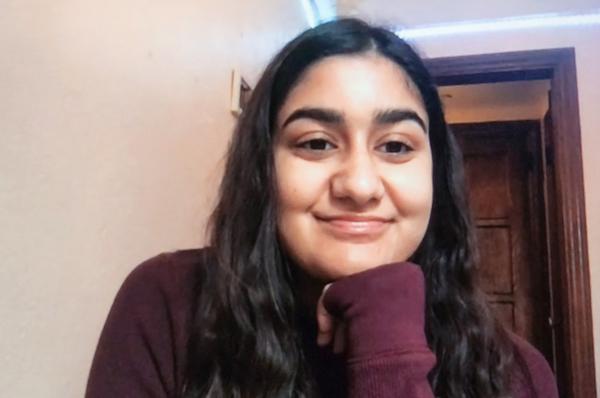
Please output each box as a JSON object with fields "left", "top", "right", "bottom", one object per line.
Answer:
{"left": 323, "top": 262, "right": 428, "bottom": 360}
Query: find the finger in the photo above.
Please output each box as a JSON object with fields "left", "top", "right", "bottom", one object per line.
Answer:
{"left": 316, "top": 284, "right": 334, "bottom": 346}
{"left": 333, "top": 321, "right": 346, "bottom": 354}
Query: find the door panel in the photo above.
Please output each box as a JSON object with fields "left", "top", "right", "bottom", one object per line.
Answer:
{"left": 452, "top": 121, "right": 553, "bottom": 362}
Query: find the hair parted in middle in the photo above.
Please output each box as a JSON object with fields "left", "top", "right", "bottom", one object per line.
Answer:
{"left": 182, "top": 18, "right": 515, "bottom": 398}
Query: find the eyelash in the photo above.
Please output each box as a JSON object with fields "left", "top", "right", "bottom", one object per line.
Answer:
{"left": 297, "top": 138, "right": 335, "bottom": 151}
{"left": 296, "top": 138, "right": 414, "bottom": 155}
{"left": 378, "top": 141, "right": 414, "bottom": 155}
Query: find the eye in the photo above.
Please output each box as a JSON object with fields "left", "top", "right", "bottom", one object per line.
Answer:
{"left": 297, "top": 138, "right": 336, "bottom": 151}
{"left": 377, "top": 140, "right": 413, "bottom": 155}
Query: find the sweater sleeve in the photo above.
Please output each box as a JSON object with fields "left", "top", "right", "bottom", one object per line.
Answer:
{"left": 510, "top": 333, "right": 559, "bottom": 398}
{"left": 323, "top": 262, "right": 436, "bottom": 398}
{"left": 85, "top": 253, "right": 192, "bottom": 398}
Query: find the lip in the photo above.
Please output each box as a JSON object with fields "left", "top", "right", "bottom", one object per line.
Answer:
{"left": 314, "top": 213, "right": 392, "bottom": 238}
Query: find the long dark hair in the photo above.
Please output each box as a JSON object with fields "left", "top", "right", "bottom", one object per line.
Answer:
{"left": 182, "top": 18, "right": 514, "bottom": 397}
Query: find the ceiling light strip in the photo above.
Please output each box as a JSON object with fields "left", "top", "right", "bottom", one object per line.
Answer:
{"left": 300, "top": 0, "right": 318, "bottom": 28}
{"left": 397, "top": 11, "right": 600, "bottom": 39}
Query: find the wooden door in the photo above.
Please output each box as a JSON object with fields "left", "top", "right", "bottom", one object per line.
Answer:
{"left": 452, "top": 121, "right": 553, "bottom": 363}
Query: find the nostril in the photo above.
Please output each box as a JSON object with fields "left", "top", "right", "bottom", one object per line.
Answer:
{"left": 330, "top": 176, "right": 384, "bottom": 206}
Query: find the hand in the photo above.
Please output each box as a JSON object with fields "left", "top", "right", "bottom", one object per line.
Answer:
{"left": 316, "top": 283, "right": 347, "bottom": 354}
{"left": 316, "top": 262, "right": 428, "bottom": 361}
{"left": 314, "top": 263, "right": 436, "bottom": 397}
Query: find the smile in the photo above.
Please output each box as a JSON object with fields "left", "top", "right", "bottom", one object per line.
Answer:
{"left": 314, "top": 214, "right": 392, "bottom": 240}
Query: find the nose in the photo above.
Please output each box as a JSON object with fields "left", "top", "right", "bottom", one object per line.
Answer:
{"left": 330, "top": 149, "right": 385, "bottom": 207}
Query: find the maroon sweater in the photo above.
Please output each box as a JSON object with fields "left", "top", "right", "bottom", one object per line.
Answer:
{"left": 85, "top": 249, "right": 558, "bottom": 397}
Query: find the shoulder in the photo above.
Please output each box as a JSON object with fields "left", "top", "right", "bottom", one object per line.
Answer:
{"left": 509, "top": 332, "right": 559, "bottom": 398}
{"left": 86, "top": 248, "right": 214, "bottom": 396}
{"left": 121, "top": 248, "right": 211, "bottom": 302}
{"left": 110, "top": 247, "right": 215, "bottom": 334}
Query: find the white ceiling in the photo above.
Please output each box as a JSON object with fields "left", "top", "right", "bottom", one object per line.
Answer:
{"left": 311, "top": 1, "right": 583, "bottom": 122}
{"left": 439, "top": 80, "right": 551, "bottom": 123}
{"left": 335, "top": 0, "right": 600, "bottom": 28}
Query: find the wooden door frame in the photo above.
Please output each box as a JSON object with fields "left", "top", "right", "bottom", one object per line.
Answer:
{"left": 424, "top": 48, "right": 594, "bottom": 398}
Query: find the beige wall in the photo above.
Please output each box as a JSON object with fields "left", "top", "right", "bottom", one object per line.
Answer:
{"left": 0, "top": 1, "right": 306, "bottom": 396}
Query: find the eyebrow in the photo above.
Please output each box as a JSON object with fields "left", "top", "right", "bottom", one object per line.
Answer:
{"left": 281, "top": 107, "right": 427, "bottom": 133}
{"left": 282, "top": 107, "right": 343, "bottom": 128}
{"left": 374, "top": 109, "right": 427, "bottom": 133}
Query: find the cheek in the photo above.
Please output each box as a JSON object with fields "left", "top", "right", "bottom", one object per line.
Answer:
{"left": 384, "top": 159, "right": 433, "bottom": 219}
{"left": 274, "top": 152, "right": 330, "bottom": 213}
{"left": 274, "top": 154, "right": 330, "bottom": 272}
{"left": 382, "top": 159, "right": 433, "bottom": 262}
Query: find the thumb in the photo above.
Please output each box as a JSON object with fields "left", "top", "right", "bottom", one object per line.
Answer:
{"left": 316, "top": 283, "right": 335, "bottom": 346}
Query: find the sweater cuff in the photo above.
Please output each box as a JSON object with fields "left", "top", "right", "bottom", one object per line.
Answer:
{"left": 346, "top": 350, "right": 437, "bottom": 398}
{"left": 323, "top": 262, "right": 429, "bottom": 361}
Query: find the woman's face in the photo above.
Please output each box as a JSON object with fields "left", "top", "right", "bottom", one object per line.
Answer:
{"left": 274, "top": 54, "right": 433, "bottom": 282}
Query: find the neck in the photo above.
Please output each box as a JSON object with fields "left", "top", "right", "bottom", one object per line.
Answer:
{"left": 291, "top": 264, "right": 326, "bottom": 326}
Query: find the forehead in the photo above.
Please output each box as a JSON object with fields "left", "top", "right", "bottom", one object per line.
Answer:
{"left": 277, "top": 53, "right": 427, "bottom": 127}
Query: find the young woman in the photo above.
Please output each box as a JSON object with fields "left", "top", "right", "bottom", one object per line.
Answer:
{"left": 86, "top": 18, "right": 558, "bottom": 398}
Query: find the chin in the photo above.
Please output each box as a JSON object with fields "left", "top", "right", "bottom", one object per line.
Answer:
{"left": 308, "top": 246, "right": 399, "bottom": 281}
